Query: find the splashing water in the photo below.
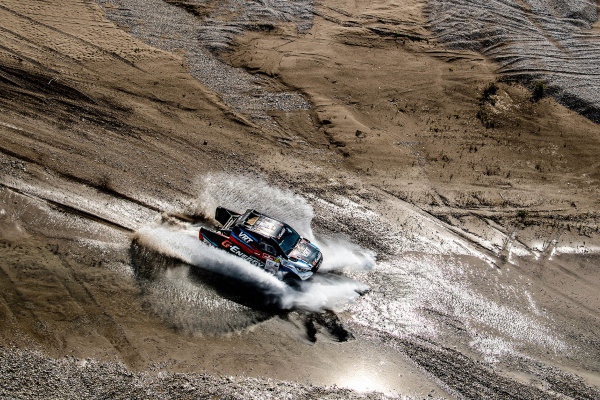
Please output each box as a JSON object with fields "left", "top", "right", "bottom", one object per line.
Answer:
{"left": 134, "top": 224, "right": 368, "bottom": 312}
{"left": 195, "top": 173, "right": 315, "bottom": 239}
{"left": 131, "top": 173, "right": 376, "bottom": 326}
{"left": 292, "top": 274, "right": 369, "bottom": 311}
{"left": 194, "top": 173, "right": 376, "bottom": 272}
{"left": 135, "top": 225, "right": 286, "bottom": 293}
{"left": 316, "top": 236, "right": 376, "bottom": 272}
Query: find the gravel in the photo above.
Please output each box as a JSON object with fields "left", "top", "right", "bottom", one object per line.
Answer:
{"left": 0, "top": 347, "right": 394, "bottom": 400}
{"left": 96, "top": 0, "right": 312, "bottom": 130}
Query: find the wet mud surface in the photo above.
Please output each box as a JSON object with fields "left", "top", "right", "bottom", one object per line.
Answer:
{"left": 1, "top": 0, "right": 600, "bottom": 398}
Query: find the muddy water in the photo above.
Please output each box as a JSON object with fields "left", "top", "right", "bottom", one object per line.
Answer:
{"left": 125, "top": 173, "right": 600, "bottom": 397}
{"left": 131, "top": 174, "right": 372, "bottom": 330}
{"left": 91, "top": 0, "right": 600, "bottom": 394}
{"left": 2, "top": 158, "right": 599, "bottom": 397}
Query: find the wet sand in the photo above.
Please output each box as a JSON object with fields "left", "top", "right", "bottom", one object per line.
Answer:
{"left": 1, "top": 0, "right": 600, "bottom": 398}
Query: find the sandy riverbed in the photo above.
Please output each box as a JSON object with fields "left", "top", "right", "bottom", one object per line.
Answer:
{"left": 1, "top": 0, "right": 599, "bottom": 398}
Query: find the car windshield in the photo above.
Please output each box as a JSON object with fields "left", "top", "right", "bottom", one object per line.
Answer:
{"left": 277, "top": 225, "right": 301, "bottom": 255}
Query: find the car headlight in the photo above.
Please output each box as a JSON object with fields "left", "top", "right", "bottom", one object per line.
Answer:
{"left": 295, "top": 264, "right": 312, "bottom": 272}
{"left": 282, "top": 259, "right": 311, "bottom": 273}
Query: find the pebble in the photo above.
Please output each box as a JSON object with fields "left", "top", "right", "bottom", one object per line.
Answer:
{"left": 0, "top": 347, "right": 391, "bottom": 399}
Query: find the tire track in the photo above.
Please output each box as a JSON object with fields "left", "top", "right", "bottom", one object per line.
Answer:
{"left": 0, "top": 259, "right": 59, "bottom": 348}
{"left": 0, "top": 3, "right": 143, "bottom": 71}
{"left": 0, "top": 25, "right": 90, "bottom": 72}
{"left": 427, "top": 0, "right": 600, "bottom": 122}
{"left": 0, "top": 238, "right": 143, "bottom": 367}
{"left": 57, "top": 256, "right": 143, "bottom": 367}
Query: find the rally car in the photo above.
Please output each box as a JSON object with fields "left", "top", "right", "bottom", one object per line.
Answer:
{"left": 199, "top": 207, "right": 322, "bottom": 280}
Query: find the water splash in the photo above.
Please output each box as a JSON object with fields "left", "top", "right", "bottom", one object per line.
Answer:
{"left": 134, "top": 224, "right": 367, "bottom": 312}
{"left": 194, "top": 173, "right": 314, "bottom": 239}
{"left": 316, "top": 236, "right": 376, "bottom": 272}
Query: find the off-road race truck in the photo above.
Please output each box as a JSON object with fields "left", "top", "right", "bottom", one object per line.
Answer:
{"left": 199, "top": 207, "right": 322, "bottom": 281}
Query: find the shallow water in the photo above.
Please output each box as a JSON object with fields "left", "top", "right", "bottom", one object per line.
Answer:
{"left": 134, "top": 174, "right": 585, "bottom": 372}
{"left": 28, "top": 0, "right": 600, "bottom": 395}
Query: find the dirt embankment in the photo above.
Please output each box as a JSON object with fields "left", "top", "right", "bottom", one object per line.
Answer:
{"left": 427, "top": 0, "right": 600, "bottom": 123}
{"left": 223, "top": 0, "right": 600, "bottom": 248}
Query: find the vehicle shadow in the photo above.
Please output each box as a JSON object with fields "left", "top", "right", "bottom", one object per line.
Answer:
{"left": 130, "top": 237, "right": 284, "bottom": 312}
{"left": 129, "top": 237, "right": 354, "bottom": 341}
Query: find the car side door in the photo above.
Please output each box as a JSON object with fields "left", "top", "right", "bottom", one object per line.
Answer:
{"left": 231, "top": 226, "right": 257, "bottom": 253}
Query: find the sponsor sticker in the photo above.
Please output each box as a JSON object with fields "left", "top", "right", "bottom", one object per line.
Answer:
{"left": 238, "top": 231, "right": 254, "bottom": 243}
{"left": 265, "top": 259, "right": 279, "bottom": 274}
{"left": 228, "top": 245, "right": 263, "bottom": 267}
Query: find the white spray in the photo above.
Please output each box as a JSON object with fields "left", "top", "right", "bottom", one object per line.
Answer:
{"left": 316, "top": 236, "right": 376, "bottom": 272}
{"left": 195, "top": 173, "right": 315, "bottom": 239}
{"left": 134, "top": 173, "right": 374, "bottom": 312}
{"left": 135, "top": 224, "right": 367, "bottom": 311}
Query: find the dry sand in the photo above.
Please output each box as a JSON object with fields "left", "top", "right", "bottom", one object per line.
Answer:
{"left": 1, "top": 0, "right": 599, "bottom": 398}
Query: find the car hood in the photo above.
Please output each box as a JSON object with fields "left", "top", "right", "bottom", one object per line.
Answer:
{"left": 289, "top": 239, "right": 322, "bottom": 267}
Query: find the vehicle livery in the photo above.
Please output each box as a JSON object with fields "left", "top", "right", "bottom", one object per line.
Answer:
{"left": 199, "top": 207, "right": 322, "bottom": 280}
